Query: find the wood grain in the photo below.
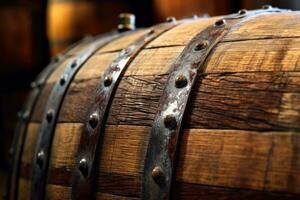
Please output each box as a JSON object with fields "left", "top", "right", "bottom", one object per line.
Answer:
{"left": 18, "top": 178, "right": 30, "bottom": 200}
{"left": 17, "top": 12, "right": 300, "bottom": 199}
{"left": 223, "top": 12, "right": 300, "bottom": 42}
{"left": 96, "top": 30, "right": 148, "bottom": 54}
{"left": 146, "top": 17, "right": 219, "bottom": 48}
{"left": 37, "top": 123, "right": 300, "bottom": 196}
{"left": 52, "top": 71, "right": 300, "bottom": 131}
{"left": 206, "top": 38, "right": 300, "bottom": 73}
{"left": 171, "top": 182, "right": 300, "bottom": 200}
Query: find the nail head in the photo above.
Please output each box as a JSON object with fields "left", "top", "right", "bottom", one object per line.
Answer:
{"left": 164, "top": 114, "right": 177, "bottom": 130}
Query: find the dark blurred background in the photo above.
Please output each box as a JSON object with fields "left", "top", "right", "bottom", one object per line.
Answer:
{"left": 0, "top": 0, "right": 299, "bottom": 196}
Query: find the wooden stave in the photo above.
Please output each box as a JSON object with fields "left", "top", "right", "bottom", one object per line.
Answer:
{"left": 18, "top": 11, "right": 300, "bottom": 199}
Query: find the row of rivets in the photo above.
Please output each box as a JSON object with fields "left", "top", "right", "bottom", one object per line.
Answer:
{"left": 150, "top": 13, "right": 224, "bottom": 184}
{"left": 36, "top": 59, "right": 78, "bottom": 171}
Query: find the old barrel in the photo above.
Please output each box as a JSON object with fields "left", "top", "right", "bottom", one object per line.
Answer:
{"left": 9, "top": 7, "right": 300, "bottom": 200}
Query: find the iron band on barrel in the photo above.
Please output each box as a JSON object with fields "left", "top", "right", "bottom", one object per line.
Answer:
{"left": 29, "top": 32, "right": 126, "bottom": 200}
{"left": 142, "top": 7, "right": 289, "bottom": 200}
{"left": 6, "top": 36, "right": 92, "bottom": 200}
{"left": 71, "top": 22, "right": 179, "bottom": 199}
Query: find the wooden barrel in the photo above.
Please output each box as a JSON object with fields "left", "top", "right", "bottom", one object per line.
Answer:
{"left": 9, "top": 7, "right": 300, "bottom": 200}
{"left": 47, "top": 0, "right": 130, "bottom": 56}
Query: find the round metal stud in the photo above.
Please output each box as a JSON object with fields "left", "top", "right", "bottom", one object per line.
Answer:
{"left": 238, "top": 9, "right": 247, "bottom": 15}
{"left": 78, "top": 158, "right": 88, "bottom": 177}
{"left": 175, "top": 74, "right": 188, "bottom": 88}
{"left": 46, "top": 109, "right": 54, "bottom": 123}
{"left": 70, "top": 60, "right": 77, "bottom": 68}
{"left": 30, "top": 81, "right": 37, "bottom": 89}
{"left": 148, "top": 29, "right": 155, "bottom": 35}
{"left": 262, "top": 5, "right": 272, "bottom": 9}
{"left": 215, "top": 18, "right": 226, "bottom": 27}
{"left": 164, "top": 114, "right": 177, "bottom": 130}
{"left": 151, "top": 166, "right": 165, "bottom": 184}
{"left": 59, "top": 74, "right": 68, "bottom": 86}
{"left": 36, "top": 150, "right": 45, "bottom": 169}
{"left": 22, "top": 111, "right": 30, "bottom": 121}
{"left": 103, "top": 76, "right": 113, "bottom": 87}
{"left": 194, "top": 40, "right": 208, "bottom": 51}
{"left": 166, "top": 16, "right": 176, "bottom": 23}
{"left": 88, "top": 113, "right": 99, "bottom": 129}
{"left": 51, "top": 54, "right": 62, "bottom": 63}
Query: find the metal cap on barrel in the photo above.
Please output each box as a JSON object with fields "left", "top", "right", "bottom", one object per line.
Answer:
{"left": 118, "top": 13, "right": 136, "bottom": 32}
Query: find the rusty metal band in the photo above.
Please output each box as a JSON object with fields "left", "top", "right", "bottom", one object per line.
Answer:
{"left": 5, "top": 36, "right": 91, "bottom": 200}
{"left": 71, "top": 22, "right": 178, "bottom": 199}
{"left": 29, "top": 32, "right": 127, "bottom": 200}
{"left": 142, "top": 7, "right": 289, "bottom": 200}
{"left": 6, "top": 35, "right": 97, "bottom": 200}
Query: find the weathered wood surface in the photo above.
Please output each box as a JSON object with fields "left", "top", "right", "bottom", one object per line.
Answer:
{"left": 21, "top": 124, "right": 300, "bottom": 197}
{"left": 17, "top": 11, "right": 300, "bottom": 200}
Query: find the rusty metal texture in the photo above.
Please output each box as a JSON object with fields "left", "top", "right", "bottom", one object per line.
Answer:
{"left": 29, "top": 31, "right": 127, "bottom": 200}
{"left": 5, "top": 36, "right": 95, "bottom": 200}
{"left": 142, "top": 7, "right": 289, "bottom": 200}
{"left": 71, "top": 22, "right": 178, "bottom": 199}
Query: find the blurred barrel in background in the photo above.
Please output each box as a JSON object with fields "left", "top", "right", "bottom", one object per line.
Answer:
{"left": 47, "top": 0, "right": 130, "bottom": 56}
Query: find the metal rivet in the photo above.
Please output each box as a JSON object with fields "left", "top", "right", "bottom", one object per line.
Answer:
{"left": 59, "top": 74, "right": 68, "bottom": 86}
{"left": 30, "top": 81, "right": 37, "bottom": 89}
{"left": 194, "top": 40, "right": 208, "bottom": 51}
{"left": 52, "top": 54, "right": 62, "bottom": 63}
{"left": 78, "top": 158, "right": 88, "bottom": 177}
{"left": 22, "top": 111, "right": 30, "bottom": 121}
{"left": 175, "top": 74, "right": 188, "bottom": 88}
{"left": 262, "top": 5, "right": 272, "bottom": 9}
{"left": 166, "top": 16, "right": 176, "bottom": 22}
{"left": 238, "top": 9, "right": 247, "bottom": 15}
{"left": 70, "top": 60, "right": 77, "bottom": 68}
{"left": 36, "top": 150, "right": 45, "bottom": 168}
{"left": 215, "top": 18, "right": 226, "bottom": 26}
{"left": 88, "top": 113, "right": 99, "bottom": 128}
{"left": 104, "top": 76, "right": 113, "bottom": 87}
{"left": 148, "top": 29, "right": 155, "bottom": 35}
{"left": 164, "top": 114, "right": 177, "bottom": 130}
{"left": 152, "top": 166, "right": 165, "bottom": 184}
{"left": 46, "top": 109, "right": 54, "bottom": 123}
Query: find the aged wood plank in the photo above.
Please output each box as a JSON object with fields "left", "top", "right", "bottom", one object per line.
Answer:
{"left": 56, "top": 71, "right": 300, "bottom": 131}
{"left": 21, "top": 123, "right": 40, "bottom": 164}
{"left": 74, "top": 52, "right": 118, "bottom": 80}
{"left": 146, "top": 17, "right": 218, "bottom": 48}
{"left": 96, "top": 30, "right": 148, "bottom": 54}
{"left": 46, "top": 184, "right": 71, "bottom": 199}
{"left": 40, "top": 123, "right": 300, "bottom": 195}
{"left": 206, "top": 38, "right": 300, "bottom": 73}
{"left": 223, "top": 12, "right": 300, "bottom": 42}
{"left": 171, "top": 182, "right": 300, "bottom": 200}
{"left": 96, "top": 192, "right": 139, "bottom": 200}
{"left": 46, "top": 184, "right": 139, "bottom": 200}
{"left": 176, "top": 129, "right": 300, "bottom": 193}
{"left": 49, "top": 123, "right": 82, "bottom": 168}
{"left": 18, "top": 178, "right": 30, "bottom": 200}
